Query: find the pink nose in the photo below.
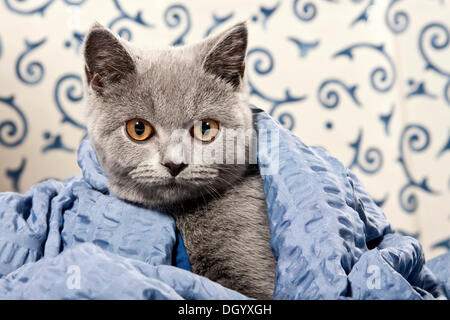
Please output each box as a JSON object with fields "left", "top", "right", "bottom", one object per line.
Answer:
{"left": 162, "top": 162, "right": 187, "bottom": 177}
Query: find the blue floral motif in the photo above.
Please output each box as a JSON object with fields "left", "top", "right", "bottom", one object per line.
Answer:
{"left": 445, "top": 80, "right": 450, "bottom": 105}
{"left": 0, "top": 95, "right": 28, "bottom": 148}
{"left": 288, "top": 37, "right": 320, "bottom": 58}
{"left": 164, "top": 4, "right": 191, "bottom": 46}
{"left": 54, "top": 74, "right": 86, "bottom": 130}
{"left": 350, "top": 0, "right": 374, "bottom": 27}
{"left": 379, "top": 104, "right": 395, "bottom": 136}
{"left": 406, "top": 79, "right": 438, "bottom": 99}
{"left": 398, "top": 124, "right": 438, "bottom": 213}
{"left": 5, "top": 158, "right": 26, "bottom": 192}
{"left": 334, "top": 43, "right": 396, "bottom": 93}
{"left": 42, "top": 131, "right": 75, "bottom": 153}
{"left": 63, "top": 0, "right": 85, "bottom": 5}
{"left": 4, "top": 0, "right": 56, "bottom": 16}
{"left": 247, "top": 48, "right": 306, "bottom": 130}
{"left": 251, "top": 2, "right": 280, "bottom": 29}
{"left": 317, "top": 79, "right": 361, "bottom": 109}
{"left": 4, "top": 0, "right": 86, "bottom": 16}
{"left": 437, "top": 132, "right": 450, "bottom": 157}
{"left": 293, "top": 0, "right": 317, "bottom": 22}
{"left": 348, "top": 129, "right": 383, "bottom": 175}
{"left": 204, "top": 12, "right": 234, "bottom": 37}
{"left": 385, "top": 0, "right": 409, "bottom": 34}
{"left": 373, "top": 194, "right": 389, "bottom": 208}
{"left": 15, "top": 38, "right": 46, "bottom": 85}
{"left": 64, "top": 31, "right": 85, "bottom": 54}
{"left": 432, "top": 238, "right": 450, "bottom": 250}
{"left": 108, "top": 0, "right": 153, "bottom": 41}
{"left": 418, "top": 22, "right": 450, "bottom": 105}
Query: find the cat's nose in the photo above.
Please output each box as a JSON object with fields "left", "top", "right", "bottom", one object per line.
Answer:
{"left": 162, "top": 162, "right": 187, "bottom": 177}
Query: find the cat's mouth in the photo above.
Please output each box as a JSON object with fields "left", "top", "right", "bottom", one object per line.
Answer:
{"left": 137, "top": 176, "right": 212, "bottom": 191}
{"left": 128, "top": 177, "right": 216, "bottom": 209}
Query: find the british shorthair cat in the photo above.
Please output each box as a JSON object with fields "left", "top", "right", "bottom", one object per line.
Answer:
{"left": 83, "top": 22, "right": 276, "bottom": 299}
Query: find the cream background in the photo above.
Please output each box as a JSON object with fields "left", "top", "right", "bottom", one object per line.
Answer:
{"left": 0, "top": 0, "right": 449, "bottom": 259}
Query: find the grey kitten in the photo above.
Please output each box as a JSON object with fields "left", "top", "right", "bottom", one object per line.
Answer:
{"left": 82, "top": 22, "right": 276, "bottom": 299}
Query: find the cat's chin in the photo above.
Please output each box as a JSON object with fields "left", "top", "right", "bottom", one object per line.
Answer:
{"left": 108, "top": 179, "right": 216, "bottom": 212}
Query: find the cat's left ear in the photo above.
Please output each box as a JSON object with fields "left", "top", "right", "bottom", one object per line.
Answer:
{"left": 202, "top": 22, "right": 248, "bottom": 89}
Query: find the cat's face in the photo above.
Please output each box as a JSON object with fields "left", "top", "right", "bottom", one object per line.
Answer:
{"left": 83, "top": 22, "right": 254, "bottom": 210}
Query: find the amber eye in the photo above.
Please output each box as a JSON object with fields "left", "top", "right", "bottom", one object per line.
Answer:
{"left": 191, "top": 119, "right": 220, "bottom": 142}
{"left": 126, "top": 118, "right": 153, "bottom": 141}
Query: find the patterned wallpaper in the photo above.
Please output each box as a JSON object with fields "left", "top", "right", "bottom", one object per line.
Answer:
{"left": 0, "top": 0, "right": 449, "bottom": 259}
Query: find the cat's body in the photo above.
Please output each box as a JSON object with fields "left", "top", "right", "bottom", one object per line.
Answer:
{"left": 172, "top": 169, "right": 275, "bottom": 299}
{"left": 82, "top": 22, "right": 276, "bottom": 299}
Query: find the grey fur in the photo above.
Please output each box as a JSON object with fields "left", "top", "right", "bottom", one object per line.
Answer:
{"left": 83, "top": 22, "right": 276, "bottom": 299}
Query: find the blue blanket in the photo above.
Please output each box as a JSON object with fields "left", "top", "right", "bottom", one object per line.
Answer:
{"left": 0, "top": 108, "right": 448, "bottom": 299}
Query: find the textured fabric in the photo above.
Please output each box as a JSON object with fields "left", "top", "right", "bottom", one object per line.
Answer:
{"left": 0, "top": 109, "right": 448, "bottom": 300}
{"left": 173, "top": 230, "right": 192, "bottom": 272}
{"left": 426, "top": 253, "right": 450, "bottom": 299}
{"left": 0, "top": 243, "right": 246, "bottom": 300}
{"left": 254, "top": 108, "right": 447, "bottom": 299}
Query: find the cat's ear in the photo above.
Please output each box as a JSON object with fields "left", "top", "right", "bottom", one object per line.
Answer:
{"left": 202, "top": 22, "right": 248, "bottom": 89}
{"left": 83, "top": 23, "right": 136, "bottom": 94}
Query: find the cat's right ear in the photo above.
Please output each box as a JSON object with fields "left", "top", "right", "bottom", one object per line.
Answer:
{"left": 201, "top": 22, "right": 248, "bottom": 89}
{"left": 83, "top": 23, "right": 136, "bottom": 94}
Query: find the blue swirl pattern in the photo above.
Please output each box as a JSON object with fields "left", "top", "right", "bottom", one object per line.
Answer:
{"left": 164, "top": 4, "right": 191, "bottom": 46}
{"left": 0, "top": 95, "right": 28, "bottom": 148}
{"left": 247, "top": 48, "right": 307, "bottom": 130}
{"left": 4, "top": 0, "right": 55, "bottom": 16}
{"left": 334, "top": 43, "right": 396, "bottom": 93}
{"left": 350, "top": 0, "right": 374, "bottom": 27}
{"left": 318, "top": 79, "right": 361, "bottom": 109}
{"left": 15, "top": 38, "right": 46, "bottom": 85}
{"left": 293, "top": 0, "right": 317, "bottom": 22}
{"left": 4, "top": 0, "right": 86, "bottom": 16}
{"left": 418, "top": 22, "right": 450, "bottom": 105}
{"left": 204, "top": 12, "right": 234, "bottom": 37}
{"left": 5, "top": 158, "right": 26, "bottom": 192}
{"left": 288, "top": 37, "right": 320, "bottom": 58}
{"left": 54, "top": 74, "right": 85, "bottom": 130}
{"left": 385, "top": 0, "right": 409, "bottom": 34}
{"left": 108, "top": 0, "right": 153, "bottom": 41}
{"left": 348, "top": 129, "right": 383, "bottom": 175}
{"left": 252, "top": 2, "right": 280, "bottom": 29}
{"left": 379, "top": 105, "right": 395, "bottom": 136}
{"left": 398, "top": 125, "right": 438, "bottom": 213}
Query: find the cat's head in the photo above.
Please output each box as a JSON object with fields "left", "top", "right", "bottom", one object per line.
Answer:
{"left": 83, "top": 22, "right": 255, "bottom": 210}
